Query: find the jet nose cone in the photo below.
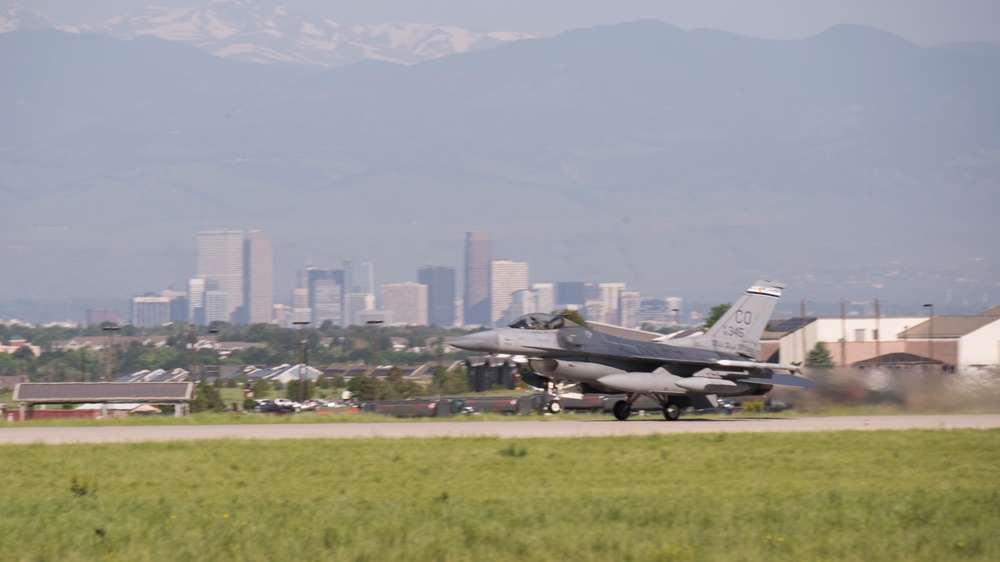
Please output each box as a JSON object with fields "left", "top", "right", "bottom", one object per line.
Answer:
{"left": 448, "top": 331, "right": 499, "bottom": 353}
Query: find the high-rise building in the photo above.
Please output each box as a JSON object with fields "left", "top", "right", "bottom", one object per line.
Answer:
{"left": 244, "top": 230, "right": 273, "bottom": 324}
{"left": 490, "top": 259, "right": 528, "bottom": 327}
{"left": 619, "top": 291, "right": 642, "bottom": 328}
{"left": 312, "top": 279, "right": 343, "bottom": 327}
{"left": 344, "top": 293, "right": 376, "bottom": 327}
{"left": 464, "top": 232, "right": 492, "bottom": 325}
{"left": 597, "top": 282, "right": 626, "bottom": 325}
{"left": 132, "top": 296, "right": 170, "bottom": 328}
{"left": 344, "top": 258, "right": 374, "bottom": 295}
{"left": 291, "top": 288, "right": 311, "bottom": 324}
{"left": 530, "top": 283, "right": 555, "bottom": 314}
{"left": 418, "top": 265, "right": 456, "bottom": 327}
{"left": 204, "top": 289, "right": 230, "bottom": 325}
{"left": 187, "top": 278, "right": 208, "bottom": 325}
{"left": 197, "top": 230, "right": 244, "bottom": 321}
{"left": 305, "top": 267, "right": 344, "bottom": 326}
{"left": 381, "top": 282, "right": 428, "bottom": 326}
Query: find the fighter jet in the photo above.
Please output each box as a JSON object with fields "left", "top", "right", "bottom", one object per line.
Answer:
{"left": 449, "top": 280, "right": 817, "bottom": 421}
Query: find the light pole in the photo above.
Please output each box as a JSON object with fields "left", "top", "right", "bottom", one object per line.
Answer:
{"left": 292, "top": 321, "right": 309, "bottom": 403}
{"left": 103, "top": 326, "right": 119, "bottom": 381}
{"left": 366, "top": 320, "right": 383, "bottom": 409}
{"left": 923, "top": 303, "right": 934, "bottom": 368}
{"left": 209, "top": 328, "right": 219, "bottom": 383}
{"left": 188, "top": 324, "right": 200, "bottom": 382}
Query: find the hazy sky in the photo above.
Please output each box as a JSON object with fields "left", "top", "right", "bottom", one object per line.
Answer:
{"left": 13, "top": 0, "right": 1000, "bottom": 46}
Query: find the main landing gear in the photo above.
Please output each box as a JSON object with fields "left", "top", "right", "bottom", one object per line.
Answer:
{"left": 662, "top": 402, "right": 681, "bottom": 421}
{"left": 612, "top": 394, "right": 682, "bottom": 421}
{"left": 612, "top": 393, "right": 642, "bottom": 421}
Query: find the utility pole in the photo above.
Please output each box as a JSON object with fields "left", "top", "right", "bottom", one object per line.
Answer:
{"left": 923, "top": 303, "right": 934, "bottom": 369}
{"left": 367, "top": 320, "right": 383, "bottom": 409}
{"left": 293, "top": 321, "right": 310, "bottom": 403}
{"left": 103, "top": 326, "right": 119, "bottom": 381}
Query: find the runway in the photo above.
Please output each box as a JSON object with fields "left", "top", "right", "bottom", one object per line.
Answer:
{"left": 1, "top": 414, "right": 998, "bottom": 444}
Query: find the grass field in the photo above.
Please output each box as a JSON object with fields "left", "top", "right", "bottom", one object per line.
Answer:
{"left": 0, "top": 429, "right": 997, "bottom": 561}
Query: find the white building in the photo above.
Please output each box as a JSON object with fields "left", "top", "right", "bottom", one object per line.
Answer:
{"left": 490, "top": 260, "right": 529, "bottom": 327}
{"left": 131, "top": 296, "right": 170, "bottom": 328}
{"left": 197, "top": 230, "right": 244, "bottom": 320}
{"left": 381, "top": 282, "right": 428, "bottom": 326}
{"left": 762, "top": 306, "right": 1000, "bottom": 370}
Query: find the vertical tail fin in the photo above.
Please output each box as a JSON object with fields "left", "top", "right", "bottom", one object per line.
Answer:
{"left": 696, "top": 280, "right": 784, "bottom": 358}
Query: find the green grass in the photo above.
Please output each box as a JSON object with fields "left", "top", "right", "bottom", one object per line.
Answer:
{"left": 0, "top": 430, "right": 997, "bottom": 561}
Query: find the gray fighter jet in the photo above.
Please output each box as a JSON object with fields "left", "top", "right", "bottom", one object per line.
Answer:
{"left": 449, "top": 280, "right": 817, "bottom": 421}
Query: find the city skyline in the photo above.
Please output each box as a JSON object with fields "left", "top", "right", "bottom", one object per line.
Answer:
{"left": 113, "top": 230, "right": 686, "bottom": 330}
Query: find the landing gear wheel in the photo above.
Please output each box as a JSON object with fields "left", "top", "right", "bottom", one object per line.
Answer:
{"left": 662, "top": 403, "right": 681, "bottom": 421}
{"left": 548, "top": 401, "right": 562, "bottom": 414}
{"left": 612, "top": 400, "right": 631, "bottom": 421}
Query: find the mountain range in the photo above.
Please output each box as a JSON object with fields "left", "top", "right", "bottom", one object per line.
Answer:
{"left": 0, "top": 1, "right": 532, "bottom": 67}
{"left": 1, "top": 9, "right": 999, "bottom": 318}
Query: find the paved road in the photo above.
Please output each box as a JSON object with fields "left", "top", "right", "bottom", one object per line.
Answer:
{"left": 1, "top": 414, "right": 998, "bottom": 444}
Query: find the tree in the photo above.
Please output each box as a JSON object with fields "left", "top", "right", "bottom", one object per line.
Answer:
{"left": 285, "top": 379, "right": 315, "bottom": 402}
{"left": 192, "top": 380, "right": 225, "bottom": 413}
{"left": 806, "top": 342, "right": 835, "bottom": 367}
{"left": 703, "top": 303, "right": 732, "bottom": 331}
{"left": 555, "top": 308, "right": 588, "bottom": 327}
{"left": 251, "top": 379, "right": 271, "bottom": 399}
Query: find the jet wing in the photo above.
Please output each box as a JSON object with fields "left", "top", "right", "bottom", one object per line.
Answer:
{"left": 740, "top": 374, "right": 819, "bottom": 388}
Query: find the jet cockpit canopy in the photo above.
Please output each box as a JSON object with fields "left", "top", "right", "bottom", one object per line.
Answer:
{"left": 507, "top": 313, "right": 579, "bottom": 330}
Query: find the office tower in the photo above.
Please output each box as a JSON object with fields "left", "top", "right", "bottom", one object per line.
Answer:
{"left": 161, "top": 289, "right": 188, "bottom": 323}
{"left": 381, "top": 282, "right": 428, "bottom": 326}
{"left": 418, "top": 265, "right": 456, "bottom": 327}
{"left": 305, "top": 267, "right": 344, "bottom": 325}
{"left": 187, "top": 278, "right": 207, "bottom": 325}
{"left": 197, "top": 230, "right": 244, "bottom": 321}
{"left": 291, "top": 288, "right": 311, "bottom": 324}
{"left": 344, "top": 258, "right": 375, "bottom": 295}
{"left": 132, "top": 296, "right": 170, "bottom": 328}
{"left": 313, "top": 279, "right": 343, "bottom": 327}
{"left": 344, "top": 293, "right": 376, "bottom": 327}
{"left": 490, "top": 259, "right": 529, "bottom": 327}
{"left": 204, "top": 289, "right": 230, "bottom": 325}
{"left": 619, "top": 291, "right": 642, "bottom": 328}
{"left": 464, "top": 231, "right": 492, "bottom": 325}
{"left": 597, "top": 283, "right": 626, "bottom": 324}
{"left": 530, "top": 283, "right": 554, "bottom": 314}
{"left": 244, "top": 230, "right": 273, "bottom": 324}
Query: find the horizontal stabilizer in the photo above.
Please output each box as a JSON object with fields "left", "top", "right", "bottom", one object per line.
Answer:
{"left": 716, "top": 359, "right": 801, "bottom": 372}
{"left": 742, "top": 374, "right": 819, "bottom": 388}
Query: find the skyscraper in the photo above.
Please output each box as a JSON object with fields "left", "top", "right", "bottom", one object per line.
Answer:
{"left": 244, "top": 230, "right": 273, "bottom": 324}
{"left": 463, "top": 232, "right": 491, "bottom": 326}
{"left": 343, "top": 258, "right": 374, "bottom": 295}
{"left": 381, "top": 282, "right": 428, "bottom": 326}
{"left": 418, "top": 265, "right": 456, "bottom": 327}
{"left": 132, "top": 296, "right": 170, "bottom": 328}
{"left": 305, "top": 267, "right": 344, "bottom": 326}
{"left": 197, "top": 230, "right": 244, "bottom": 321}
{"left": 490, "top": 259, "right": 529, "bottom": 327}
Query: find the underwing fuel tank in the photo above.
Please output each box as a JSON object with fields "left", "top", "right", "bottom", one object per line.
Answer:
{"left": 596, "top": 371, "right": 687, "bottom": 393}
{"left": 674, "top": 377, "right": 752, "bottom": 396}
{"left": 528, "top": 359, "right": 625, "bottom": 382}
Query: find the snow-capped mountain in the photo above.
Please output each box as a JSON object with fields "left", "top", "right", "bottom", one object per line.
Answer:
{"left": 0, "top": 0, "right": 533, "bottom": 67}
{"left": 0, "top": 4, "right": 78, "bottom": 33}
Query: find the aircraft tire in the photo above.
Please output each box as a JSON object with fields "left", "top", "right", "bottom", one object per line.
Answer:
{"left": 548, "top": 401, "right": 562, "bottom": 414}
{"left": 662, "top": 403, "right": 681, "bottom": 421}
{"left": 612, "top": 400, "right": 631, "bottom": 421}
